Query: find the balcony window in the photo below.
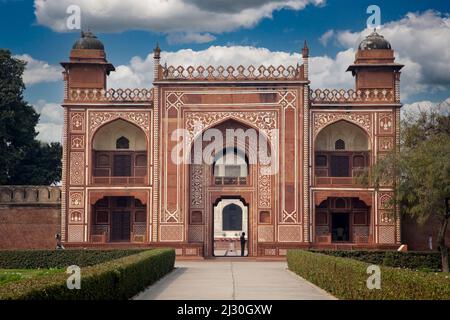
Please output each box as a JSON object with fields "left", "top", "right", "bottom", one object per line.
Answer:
{"left": 213, "top": 148, "right": 248, "bottom": 185}
{"left": 92, "top": 119, "right": 147, "bottom": 185}
{"left": 314, "top": 120, "right": 370, "bottom": 186}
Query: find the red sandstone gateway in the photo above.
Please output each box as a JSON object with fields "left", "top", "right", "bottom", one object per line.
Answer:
{"left": 58, "top": 30, "right": 405, "bottom": 257}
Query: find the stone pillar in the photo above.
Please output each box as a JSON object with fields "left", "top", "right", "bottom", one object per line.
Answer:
{"left": 152, "top": 43, "right": 161, "bottom": 242}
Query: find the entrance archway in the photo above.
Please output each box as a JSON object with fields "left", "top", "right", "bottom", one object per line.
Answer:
{"left": 213, "top": 198, "right": 248, "bottom": 257}
{"left": 91, "top": 196, "right": 147, "bottom": 243}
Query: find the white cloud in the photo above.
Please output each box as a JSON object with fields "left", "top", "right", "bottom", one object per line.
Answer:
{"left": 402, "top": 98, "right": 450, "bottom": 117}
{"left": 104, "top": 10, "right": 450, "bottom": 101}
{"left": 318, "top": 29, "right": 334, "bottom": 46}
{"left": 329, "top": 10, "right": 450, "bottom": 98}
{"left": 108, "top": 45, "right": 306, "bottom": 88}
{"left": 167, "top": 32, "right": 216, "bottom": 45}
{"left": 14, "top": 54, "right": 61, "bottom": 85}
{"left": 34, "top": 0, "right": 324, "bottom": 42}
{"left": 309, "top": 49, "right": 354, "bottom": 89}
{"left": 33, "top": 100, "right": 63, "bottom": 142}
{"left": 108, "top": 45, "right": 355, "bottom": 90}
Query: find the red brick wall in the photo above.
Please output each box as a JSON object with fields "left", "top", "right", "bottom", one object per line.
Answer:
{"left": 0, "top": 206, "right": 61, "bottom": 249}
{"left": 0, "top": 186, "right": 61, "bottom": 249}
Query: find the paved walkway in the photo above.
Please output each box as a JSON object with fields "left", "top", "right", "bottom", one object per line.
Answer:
{"left": 133, "top": 260, "right": 336, "bottom": 300}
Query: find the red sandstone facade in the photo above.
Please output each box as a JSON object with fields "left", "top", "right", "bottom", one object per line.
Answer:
{"left": 59, "top": 32, "right": 406, "bottom": 257}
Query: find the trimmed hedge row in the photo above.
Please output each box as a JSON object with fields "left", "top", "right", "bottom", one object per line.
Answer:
{"left": 0, "top": 249, "right": 145, "bottom": 269}
{"left": 0, "top": 249, "right": 175, "bottom": 300}
{"left": 310, "top": 250, "right": 444, "bottom": 271}
{"left": 287, "top": 250, "right": 450, "bottom": 300}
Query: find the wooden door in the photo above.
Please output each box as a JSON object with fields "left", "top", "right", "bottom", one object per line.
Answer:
{"left": 113, "top": 155, "right": 132, "bottom": 177}
{"left": 330, "top": 155, "right": 349, "bottom": 177}
{"left": 111, "top": 211, "right": 131, "bottom": 241}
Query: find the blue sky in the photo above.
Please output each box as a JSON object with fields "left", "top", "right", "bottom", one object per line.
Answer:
{"left": 0, "top": 0, "right": 449, "bottom": 141}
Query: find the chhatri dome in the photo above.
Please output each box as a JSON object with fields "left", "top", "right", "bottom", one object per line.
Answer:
{"left": 358, "top": 30, "right": 392, "bottom": 50}
{"left": 72, "top": 30, "right": 105, "bottom": 50}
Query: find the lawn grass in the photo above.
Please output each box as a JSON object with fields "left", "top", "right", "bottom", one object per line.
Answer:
{"left": 0, "top": 268, "right": 63, "bottom": 285}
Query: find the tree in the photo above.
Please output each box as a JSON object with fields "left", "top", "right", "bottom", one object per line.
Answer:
{"left": 363, "top": 103, "right": 450, "bottom": 272}
{"left": 0, "top": 49, "right": 61, "bottom": 185}
{"left": 7, "top": 141, "right": 62, "bottom": 185}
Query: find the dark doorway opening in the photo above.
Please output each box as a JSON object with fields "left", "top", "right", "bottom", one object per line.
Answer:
{"left": 331, "top": 213, "right": 350, "bottom": 242}
{"left": 111, "top": 211, "right": 131, "bottom": 241}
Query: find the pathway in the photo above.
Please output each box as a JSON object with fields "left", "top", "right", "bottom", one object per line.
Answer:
{"left": 133, "top": 260, "right": 336, "bottom": 300}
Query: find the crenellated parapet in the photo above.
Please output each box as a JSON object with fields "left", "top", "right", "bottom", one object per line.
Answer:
{"left": 0, "top": 186, "right": 61, "bottom": 205}
{"left": 158, "top": 64, "right": 306, "bottom": 82}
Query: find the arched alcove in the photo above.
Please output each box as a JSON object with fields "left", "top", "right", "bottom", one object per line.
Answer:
{"left": 314, "top": 120, "right": 370, "bottom": 180}
{"left": 315, "top": 120, "right": 370, "bottom": 151}
{"left": 91, "top": 119, "right": 147, "bottom": 184}
{"left": 93, "top": 119, "right": 146, "bottom": 151}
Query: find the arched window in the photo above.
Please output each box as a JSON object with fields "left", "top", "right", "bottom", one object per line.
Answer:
{"left": 222, "top": 204, "right": 243, "bottom": 231}
{"left": 116, "top": 136, "right": 130, "bottom": 149}
{"left": 335, "top": 139, "right": 345, "bottom": 150}
{"left": 213, "top": 148, "right": 248, "bottom": 185}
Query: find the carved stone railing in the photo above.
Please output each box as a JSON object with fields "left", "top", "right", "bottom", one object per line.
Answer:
{"left": 310, "top": 88, "right": 396, "bottom": 104}
{"left": 160, "top": 64, "right": 305, "bottom": 81}
{"left": 67, "top": 88, "right": 153, "bottom": 103}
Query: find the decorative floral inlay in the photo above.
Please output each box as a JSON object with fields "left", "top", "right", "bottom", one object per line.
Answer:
{"left": 313, "top": 112, "right": 372, "bottom": 137}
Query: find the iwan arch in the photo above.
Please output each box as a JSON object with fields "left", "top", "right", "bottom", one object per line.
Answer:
{"left": 61, "top": 31, "right": 403, "bottom": 257}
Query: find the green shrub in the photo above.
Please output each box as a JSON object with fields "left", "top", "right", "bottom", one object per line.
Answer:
{"left": 0, "top": 249, "right": 145, "bottom": 269}
{"left": 0, "top": 249, "right": 175, "bottom": 300}
{"left": 287, "top": 250, "right": 450, "bottom": 300}
{"left": 310, "top": 250, "right": 444, "bottom": 271}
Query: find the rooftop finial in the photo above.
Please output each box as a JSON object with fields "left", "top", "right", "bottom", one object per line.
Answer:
{"left": 302, "top": 40, "right": 309, "bottom": 58}
{"left": 154, "top": 42, "right": 161, "bottom": 59}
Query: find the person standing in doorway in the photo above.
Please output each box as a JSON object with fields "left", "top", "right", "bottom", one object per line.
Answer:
{"left": 240, "top": 232, "right": 246, "bottom": 256}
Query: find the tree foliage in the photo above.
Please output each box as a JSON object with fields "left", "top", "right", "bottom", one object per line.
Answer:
{"left": 0, "top": 49, "right": 61, "bottom": 185}
{"left": 363, "top": 103, "right": 450, "bottom": 271}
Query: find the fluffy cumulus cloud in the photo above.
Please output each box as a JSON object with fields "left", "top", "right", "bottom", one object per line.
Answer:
{"left": 14, "top": 54, "right": 61, "bottom": 85}
{"left": 34, "top": 0, "right": 323, "bottom": 43}
{"left": 109, "top": 11, "right": 450, "bottom": 96}
{"left": 33, "top": 100, "right": 64, "bottom": 142}
{"left": 109, "top": 46, "right": 301, "bottom": 88}
{"left": 320, "top": 10, "right": 450, "bottom": 99}
{"left": 108, "top": 45, "right": 354, "bottom": 90}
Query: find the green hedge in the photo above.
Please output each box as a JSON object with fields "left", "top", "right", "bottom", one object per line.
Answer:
{"left": 310, "top": 250, "right": 444, "bottom": 272}
{"left": 0, "top": 249, "right": 145, "bottom": 269}
{"left": 0, "top": 249, "right": 175, "bottom": 300}
{"left": 287, "top": 250, "right": 450, "bottom": 300}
